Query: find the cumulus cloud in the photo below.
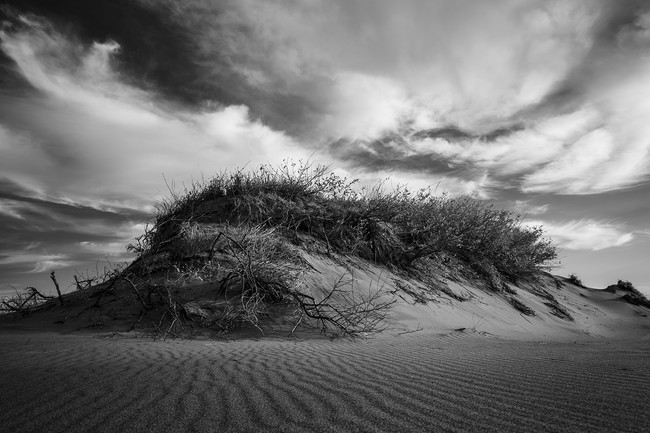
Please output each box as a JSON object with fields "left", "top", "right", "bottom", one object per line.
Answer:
{"left": 528, "top": 219, "right": 634, "bottom": 251}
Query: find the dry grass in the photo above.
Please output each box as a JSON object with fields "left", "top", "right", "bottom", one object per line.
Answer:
{"left": 133, "top": 160, "right": 557, "bottom": 283}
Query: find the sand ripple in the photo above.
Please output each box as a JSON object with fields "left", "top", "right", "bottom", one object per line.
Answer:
{"left": 1, "top": 332, "right": 649, "bottom": 432}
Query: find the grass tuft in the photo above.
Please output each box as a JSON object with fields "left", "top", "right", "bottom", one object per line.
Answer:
{"left": 568, "top": 273, "right": 583, "bottom": 287}
{"left": 616, "top": 280, "right": 650, "bottom": 309}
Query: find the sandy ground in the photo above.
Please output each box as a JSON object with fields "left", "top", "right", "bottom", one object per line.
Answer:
{"left": 1, "top": 329, "right": 649, "bottom": 433}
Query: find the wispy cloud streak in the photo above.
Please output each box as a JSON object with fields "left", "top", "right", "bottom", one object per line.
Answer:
{"left": 528, "top": 219, "right": 635, "bottom": 251}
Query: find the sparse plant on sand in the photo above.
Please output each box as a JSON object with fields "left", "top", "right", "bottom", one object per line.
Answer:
{"left": 568, "top": 273, "right": 583, "bottom": 287}
{"left": 617, "top": 280, "right": 635, "bottom": 292}
{"left": 615, "top": 280, "right": 650, "bottom": 309}
{"left": 1, "top": 273, "right": 66, "bottom": 315}
{"left": 0, "top": 287, "right": 54, "bottom": 315}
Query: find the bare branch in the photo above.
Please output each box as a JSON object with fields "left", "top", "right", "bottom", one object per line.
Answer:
{"left": 49, "top": 271, "right": 64, "bottom": 306}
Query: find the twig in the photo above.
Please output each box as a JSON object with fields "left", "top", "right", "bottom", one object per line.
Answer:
{"left": 289, "top": 311, "right": 304, "bottom": 337}
{"left": 74, "top": 275, "right": 83, "bottom": 291}
{"left": 164, "top": 317, "right": 178, "bottom": 340}
{"left": 49, "top": 271, "right": 64, "bottom": 306}
{"left": 128, "top": 311, "right": 145, "bottom": 332}
{"left": 122, "top": 277, "right": 153, "bottom": 310}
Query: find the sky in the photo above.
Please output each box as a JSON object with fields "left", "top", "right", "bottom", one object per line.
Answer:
{"left": 0, "top": 0, "right": 649, "bottom": 297}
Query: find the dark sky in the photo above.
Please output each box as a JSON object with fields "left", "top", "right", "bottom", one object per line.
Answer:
{"left": 1, "top": 0, "right": 650, "bottom": 295}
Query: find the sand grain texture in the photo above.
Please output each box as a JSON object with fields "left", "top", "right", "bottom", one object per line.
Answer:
{"left": 1, "top": 331, "right": 649, "bottom": 433}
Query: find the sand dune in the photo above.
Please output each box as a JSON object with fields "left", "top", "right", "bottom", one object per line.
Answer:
{"left": 1, "top": 330, "right": 649, "bottom": 433}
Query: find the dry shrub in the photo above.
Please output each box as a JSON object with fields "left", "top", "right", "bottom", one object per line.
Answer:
{"left": 568, "top": 273, "right": 583, "bottom": 287}
{"left": 616, "top": 280, "right": 650, "bottom": 309}
{"left": 127, "top": 222, "right": 394, "bottom": 335}
{"left": 119, "top": 160, "right": 560, "bottom": 335}
{"left": 290, "top": 272, "right": 396, "bottom": 335}
{"left": 135, "top": 161, "right": 557, "bottom": 286}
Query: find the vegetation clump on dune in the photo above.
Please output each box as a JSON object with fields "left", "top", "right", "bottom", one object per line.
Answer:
{"left": 610, "top": 280, "right": 650, "bottom": 309}
{"left": 568, "top": 273, "right": 583, "bottom": 287}
{"left": 2, "top": 161, "right": 562, "bottom": 337}
{"left": 111, "top": 161, "right": 557, "bottom": 334}
{"left": 133, "top": 161, "right": 556, "bottom": 281}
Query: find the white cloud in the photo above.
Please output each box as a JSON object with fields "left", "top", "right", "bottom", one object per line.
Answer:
{"left": 170, "top": 0, "right": 598, "bottom": 133}
{"left": 403, "top": 82, "right": 650, "bottom": 195}
{"left": 3, "top": 2, "right": 650, "bottom": 203}
{"left": 518, "top": 9, "right": 650, "bottom": 194}
{"left": 528, "top": 219, "right": 634, "bottom": 251}
{"left": 401, "top": 106, "right": 603, "bottom": 182}
{"left": 0, "top": 199, "right": 24, "bottom": 220}
{"left": 77, "top": 241, "right": 134, "bottom": 261}
{"left": 321, "top": 73, "right": 412, "bottom": 141}
{"left": 512, "top": 201, "right": 549, "bottom": 216}
{"left": 0, "top": 253, "right": 77, "bottom": 273}
{"left": 522, "top": 128, "right": 615, "bottom": 193}
{"left": 0, "top": 17, "right": 311, "bottom": 213}
{"left": 208, "top": 0, "right": 650, "bottom": 195}
{"left": 119, "top": 1, "right": 650, "bottom": 197}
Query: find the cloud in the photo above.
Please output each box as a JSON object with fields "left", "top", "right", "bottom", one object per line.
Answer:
{"left": 528, "top": 219, "right": 634, "bottom": 251}
{"left": 143, "top": 0, "right": 598, "bottom": 135}
{"left": 320, "top": 73, "right": 412, "bottom": 141}
{"left": 520, "top": 49, "right": 650, "bottom": 194}
{"left": 144, "top": 0, "right": 650, "bottom": 196}
{"left": 512, "top": 201, "right": 549, "bottom": 216}
{"left": 0, "top": 177, "right": 146, "bottom": 277}
{"left": 0, "top": 11, "right": 309, "bottom": 211}
{"left": 7, "top": 1, "right": 648, "bottom": 198}
{"left": 0, "top": 253, "right": 76, "bottom": 273}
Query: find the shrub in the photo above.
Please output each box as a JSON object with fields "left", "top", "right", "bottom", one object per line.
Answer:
{"left": 133, "top": 160, "right": 557, "bottom": 285}
{"left": 568, "top": 274, "right": 583, "bottom": 287}
{"left": 616, "top": 280, "right": 650, "bottom": 309}
{"left": 128, "top": 222, "right": 395, "bottom": 335}
{"left": 616, "top": 280, "right": 635, "bottom": 292}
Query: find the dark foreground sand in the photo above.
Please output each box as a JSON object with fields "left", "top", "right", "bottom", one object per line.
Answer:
{"left": 1, "top": 331, "right": 649, "bottom": 433}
